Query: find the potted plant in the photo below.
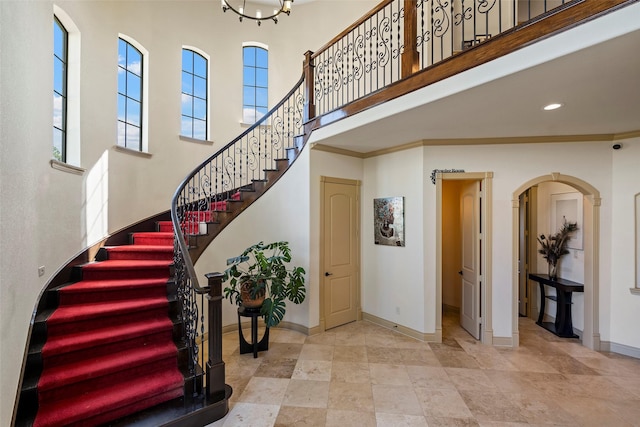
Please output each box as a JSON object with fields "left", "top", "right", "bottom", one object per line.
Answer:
{"left": 222, "top": 241, "right": 306, "bottom": 328}
{"left": 537, "top": 218, "right": 578, "bottom": 280}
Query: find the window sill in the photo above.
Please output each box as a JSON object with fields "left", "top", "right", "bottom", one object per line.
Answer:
{"left": 113, "top": 145, "right": 153, "bottom": 158}
{"left": 50, "top": 159, "right": 85, "bottom": 175}
{"left": 179, "top": 135, "right": 213, "bottom": 146}
{"left": 630, "top": 288, "right": 640, "bottom": 296}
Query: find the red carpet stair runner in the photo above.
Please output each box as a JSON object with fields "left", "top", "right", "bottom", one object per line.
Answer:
{"left": 32, "top": 223, "right": 184, "bottom": 427}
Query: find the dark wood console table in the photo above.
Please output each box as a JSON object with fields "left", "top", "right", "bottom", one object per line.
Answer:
{"left": 237, "top": 306, "right": 269, "bottom": 358}
{"left": 528, "top": 273, "right": 584, "bottom": 338}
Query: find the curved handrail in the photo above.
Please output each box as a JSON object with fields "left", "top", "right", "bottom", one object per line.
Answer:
{"left": 170, "top": 73, "right": 306, "bottom": 373}
{"left": 171, "top": 73, "right": 306, "bottom": 294}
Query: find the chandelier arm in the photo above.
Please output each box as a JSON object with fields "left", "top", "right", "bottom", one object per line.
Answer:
{"left": 221, "top": 0, "right": 292, "bottom": 24}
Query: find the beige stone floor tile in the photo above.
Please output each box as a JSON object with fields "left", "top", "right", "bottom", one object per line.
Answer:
{"left": 559, "top": 396, "right": 635, "bottom": 426}
{"left": 260, "top": 342, "right": 303, "bottom": 360}
{"left": 254, "top": 358, "right": 297, "bottom": 378}
{"left": 498, "top": 351, "right": 561, "bottom": 373}
{"left": 332, "top": 345, "right": 368, "bottom": 362}
{"left": 325, "top": 409, "right": 376, "bottom": 427}
{"left": 433, "top": 349, "right": 482, "bottom": 369}
{"left": 292, "top": 359, "right": 332, "bottom": 381}
{"left": 458, "top": 390, "right": 528, "bottom": 423}
{"left": 330, "top": 361, "right": 370, "bottom": 383}
{"left": 424, "top": 416, "right": 480, "bottom": 426}
{"left": 366, "top": 346, "right": 401, "bottom": 364}
{"left": 305, "top": 332, "right": 336, "bottom": 346}
{"left": 270, "top": 328, "right": 308, "bottom": 344}
{"left": 397, "top": 347, "right": 443, "bottom": 366}
{"left": 375, "top": 412, "right": 429, "bottom": 426}
{"left": 334, "top": 330, "right": 366, "bottom": 346}
{"left": 209, "top": 313, "right": 640, "bottom": 427}
{"left": 372, "top": 384, "right": 424, "bottom": 416}
{"left": 507, "top": 392, "right": 579, "bottom": 426}
{"left": 328, "top": 381, "right": 374, "bottom": 412}
{"left": 405, "top": 365, "right": 456, "bottom": 390}
{"left": 216, "top": 402, "right": 280, "bottom": 427}
{"left": 282, "top": 379, "right": 330, "bottom": 408}
{"left": 237, "top": 377, "right": 290, "bottom": 405}
{"left": 298, "top": 343, "right": 334, "bottom": 361}
{"left": 414, "top": 387, "right": 473, "bottom": 419}
{"left": 369, "top": 363, "right": 412, "bottom": 386}
{"left": 444, "top": 367, "right": 498, "bottom": 391}
{"left": 274, "top": 406, "right": 327, "bottom": 427}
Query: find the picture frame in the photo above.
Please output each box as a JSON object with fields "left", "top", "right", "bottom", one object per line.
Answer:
{"left": 374, "top": 197, "right": 405, "bottom": 247}
{"left": 550, "top": 192, "right": 583, "bottom": 250}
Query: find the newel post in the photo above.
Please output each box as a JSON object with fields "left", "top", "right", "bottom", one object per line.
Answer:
{"left": 303, "top": 50, "right": 316, "bottom": 122}
{"left": 204, "top": 272, "right": 225, "bottom": 399}
{"left": 402, "top": 0, "right": 419, "bottom": 78}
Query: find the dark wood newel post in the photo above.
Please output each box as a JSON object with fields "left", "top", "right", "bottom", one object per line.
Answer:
{"left": 303, "top": 50, "right": 316, "bottom": 123}
{"left": 402, "top": 0, "right": 419, "bottom": 78}
{"left": 205, "top": 272, "right": 225, "bottom": 399}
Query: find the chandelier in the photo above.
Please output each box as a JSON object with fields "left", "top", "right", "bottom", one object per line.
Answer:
{"left": 221, "top": 0, "right": 293, "bottom": 25}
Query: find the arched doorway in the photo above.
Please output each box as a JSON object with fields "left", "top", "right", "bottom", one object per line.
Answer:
{"left": 512, "top": 173, "right": 601, "bottom": 350}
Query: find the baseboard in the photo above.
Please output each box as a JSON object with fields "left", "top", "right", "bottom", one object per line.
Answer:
{"left": 361, "top": 312, "right": 437, "bottom": 342}
{"left": 600, "top": 341, "right": 640, "bottom": 359}
{"left": 221, "top": 320, "right": 315, "bottom": 336}
{"left": 493, "top": 336, "right": 514, "bottom": 347}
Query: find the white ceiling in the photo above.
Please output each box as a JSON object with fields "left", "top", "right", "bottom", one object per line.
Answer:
{"left": 310, "top": 10, "right": 640, "bottom": 154}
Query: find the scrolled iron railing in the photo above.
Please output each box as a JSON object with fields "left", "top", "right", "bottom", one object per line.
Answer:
{"left": 170, "top": 74, "right": 306, "bottom": 392}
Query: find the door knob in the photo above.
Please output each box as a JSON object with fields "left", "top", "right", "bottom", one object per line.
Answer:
{"left": 458, "top": 271, "right": 463, "bottom": 276}
{"left": 325, "top": 272, "right": 333, "bottom": 276}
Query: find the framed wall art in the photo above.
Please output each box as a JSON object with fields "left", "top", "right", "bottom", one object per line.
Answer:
{"left": 374, "top": 196, "right": 405, "bottom": 247}
{"left": 551, "top": 192, "right": 583, "bottom": 250}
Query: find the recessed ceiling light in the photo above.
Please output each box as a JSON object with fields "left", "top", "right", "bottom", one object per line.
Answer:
{"left": 543, "top": 103, "right": 563, "bottom": 111}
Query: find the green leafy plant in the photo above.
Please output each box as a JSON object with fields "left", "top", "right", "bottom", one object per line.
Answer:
{"left": 222, "top": 241, "right": 306, "bottom": 328}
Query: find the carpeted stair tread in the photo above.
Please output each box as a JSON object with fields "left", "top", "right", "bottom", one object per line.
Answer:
{"left": 156, "top": 221, "right": 174, "bottom": 232}
{"left": 103, "top": 245, "right": 174, "bottom": 261}
{"left": 38, "top": 340, "right": 178, "bottom": 392}
{"left": 57, "top": 278, "right": 169, "bottom": 305}
{"left": 131, "top": 232, "right": 174, "bottom": 246}
{"left": 47, "top": 296, "right": 170, "bottom": 325}
{"left": 79, "top": 259, "right": 172, "bottom": 280}
{"left": 59, "top": 278, "right": 169, "bottom": 294}
{"left": 42, "top": 317, "right": 173, "bottom": 357}
{"left": 34, "top": 367, "right": 184, "bottom": 427}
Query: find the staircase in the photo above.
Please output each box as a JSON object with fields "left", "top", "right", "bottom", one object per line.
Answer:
{"left": 17, "top": 222, "right": 187, "bottom": 427}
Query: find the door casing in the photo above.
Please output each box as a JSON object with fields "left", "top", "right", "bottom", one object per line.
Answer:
{"left": 436, "top": 172, "right": 493, "bottom": 344}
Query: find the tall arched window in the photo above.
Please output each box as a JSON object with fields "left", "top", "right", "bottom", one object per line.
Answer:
{"left": 117, "top": 37, "right": 144, "bottom": 151}
{"left": 181, "top": 48, "right": 208, "bottom": 140}
{"left": 53, "top": 17, "right": 68, "bottom": 162}
{"left": 242, "top": 44, "right": 268, "bottom": 124}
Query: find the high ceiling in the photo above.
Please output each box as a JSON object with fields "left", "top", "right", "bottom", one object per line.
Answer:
{"left": 310, "top": 13, "right": 640, "bottom": 154}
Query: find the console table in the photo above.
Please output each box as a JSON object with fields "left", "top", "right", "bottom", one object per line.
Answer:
{"left": 237, "top": 305, "right": 269, "bottom": 358}
{"left": 528, "top": 273, "right": 584, "bottom": 338}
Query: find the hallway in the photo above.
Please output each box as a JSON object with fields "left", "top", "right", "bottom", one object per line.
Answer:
{"left": 209, "top": 309, "right": 640, "bottom": 426}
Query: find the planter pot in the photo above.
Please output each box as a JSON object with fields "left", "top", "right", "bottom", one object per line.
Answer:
{"left": 240, "top": 281, "right": 265, "bottom": 308}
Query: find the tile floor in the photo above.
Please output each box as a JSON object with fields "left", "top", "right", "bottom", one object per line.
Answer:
{"left": 207, "top": 309, "right": 640, "bottom": 426}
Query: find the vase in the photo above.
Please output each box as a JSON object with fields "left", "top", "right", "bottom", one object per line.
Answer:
{"left": 240, "top": 280, "right": 265, "bottom": 308}
{"left": 548, "top": 263, "right": 558, "bottom": 280}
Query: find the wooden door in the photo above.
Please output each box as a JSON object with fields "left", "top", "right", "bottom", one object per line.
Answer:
{"left": 460, "top": 180, "right": 481, "bottom": 339}
{"left": 322, "top": 178, "right": 359, "bottom": 330}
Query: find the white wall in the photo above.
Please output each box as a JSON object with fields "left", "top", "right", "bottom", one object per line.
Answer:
{"left": 609, "top": 136, "right": 640, "bottom": 351}
{"left": 0, "top": 1, "right": 377, "bottom": 424}
{"left": 362, "top": 147, "right": 426, "bottom": 333}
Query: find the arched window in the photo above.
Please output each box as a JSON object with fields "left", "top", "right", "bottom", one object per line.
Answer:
{"left": 53, "top": 17, "right": 67, "bottom": 162}
{"left": 181, "top": 48, "right": 208, "bottom": 140}
{"left": 117, "top": 37, "right": 145, "bottom": 151}
{"left": 242, "top": 44, "right": 268, "bottom": 124}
